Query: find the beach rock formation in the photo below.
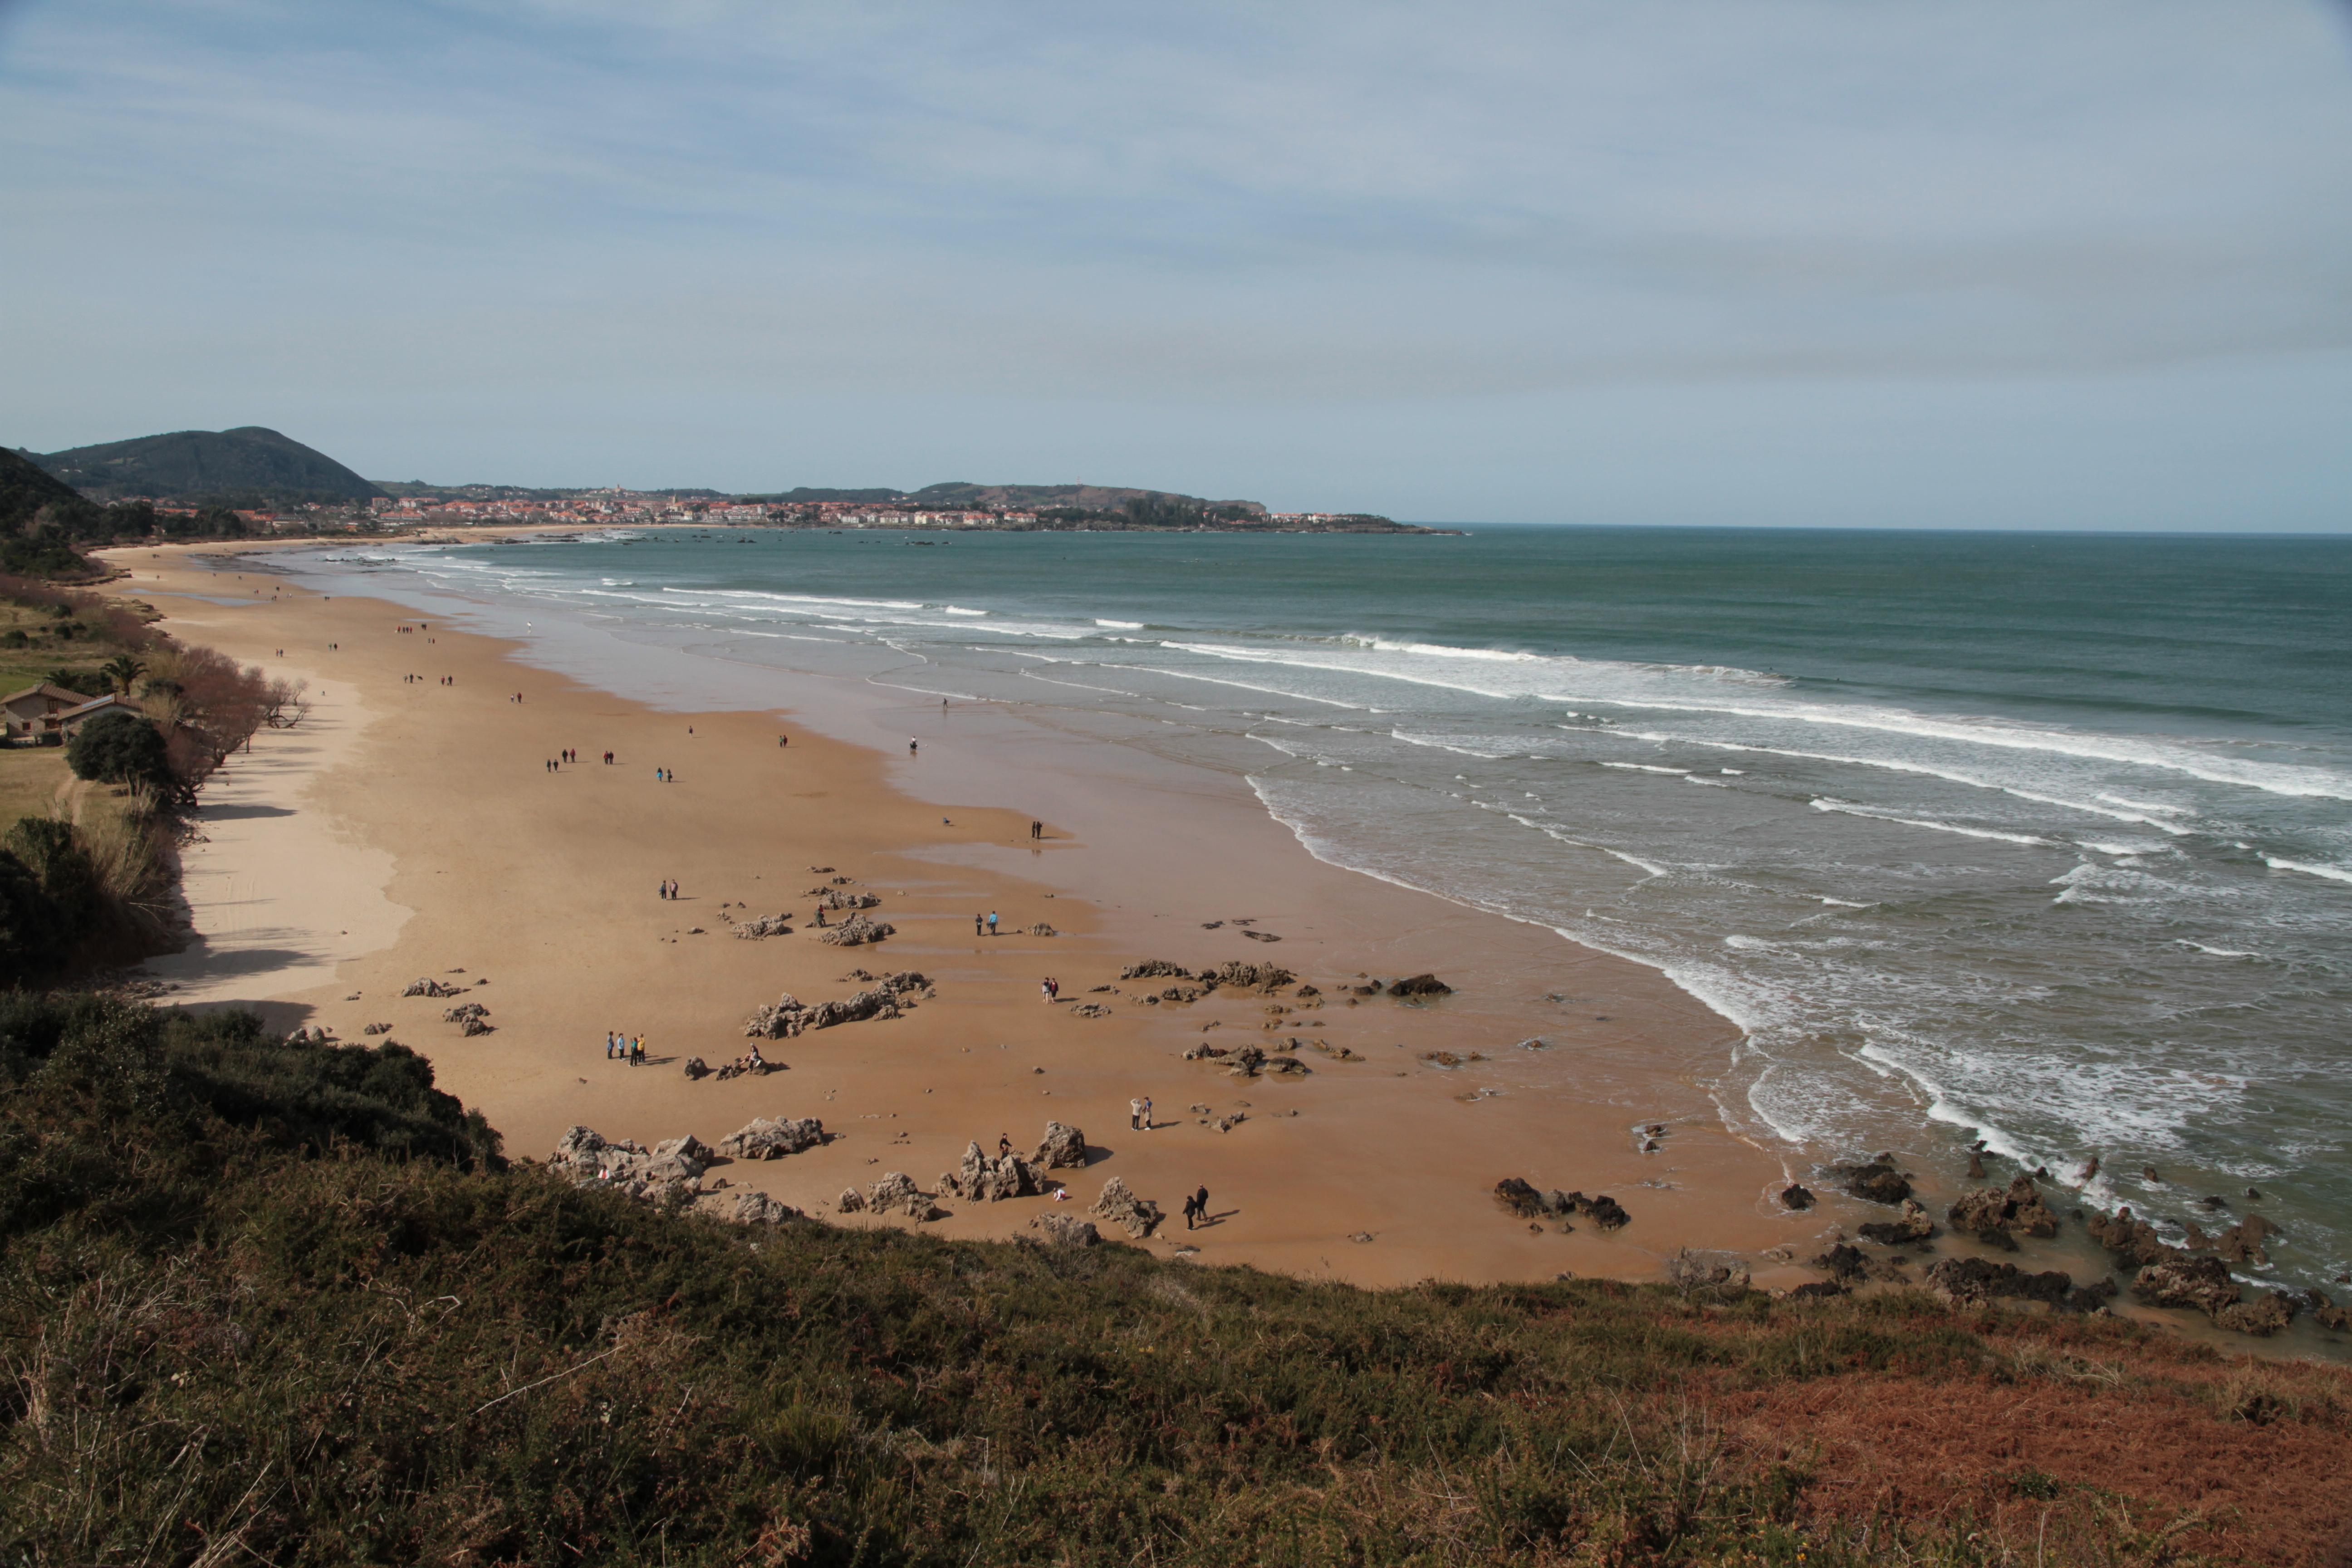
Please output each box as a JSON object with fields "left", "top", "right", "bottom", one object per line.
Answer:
{"left": 1830, "top": 1160, "right": 1912, "bottom": 1206}
{"left": 2124, "top": 1255, "right": 2293, "bottom": 1336}
{"left": 1032, "top": 1122, "right": 1089, "bottom": 1169}
{"left": 1241, "top": 929, "right": 1280, "bottom": 942}
{"left": 1259, "top": 1055, "right": 1310, "bottom": 1078}
{"left": 1779, "top": 1183, "right": 1816, "bottom": 1211}
{"left": 548, "top": 1126, "right": 705, "bottom": 1205}
{"left": 744, "top": 972, "right": 931, "bottom": 1038}
{"left": 362, "top": 1022, "right": 391, "bottom": 1035}
{"left": 718, "top": 1116, "right": 826, "bottom": 1160}
{"left": 1387, "top": 973, "right": 1453, "bottom": 998}
{"left": 1122, "top": 960, "right": 1194, "bottom": 980}
{"left": 817, "top": 889, "right": 882, "bottom": 911}
{"left": 862, "top": 1171, "right": 940, "bottom": 1220}
{"left": 442, "top": 1001, "right": 493, "bottom": 1036}
{"left": 1810, "top": 1244, "right": 1871, "bottom": 1283}
{"left": 1090, "top": 1176, "right": 1163, "bottom": 1238}
{"left": 2311, "top": 1294, "right": 2352, "bottom": 1333}
{"left": 2213, "top": 1213, "right": 2279, "bottom": 1267}
{"left": 1923, "top": 1257, "right": 2114, "bottom": 1312}
{"left": 1666, "top": 1250, "right": 1750, "bottom": 1293}
{"left": 1025, "top": 1213, "right": 1100, "bottom": 1248}
{"left": 1859, "top": 1200, "right": 1938, "bottom": 1247}
{"left": 836, "top": 1187, "right": 865, "bottom": 1213}
{"left": 733, "top": 913, "right": 794, "bottom": 938}
{"left": 2085, "top": 1206, "right": 2185, "bottom": 1268}
{"left": 403, "top": 977, "right": 463, "bottom": 998}
{"left": 1943, "top": 1176, "right": 2058, "bottom": 1250}
{"left": 941, "top": 1140, "right": 1047, "bottom": 1201}
{"left": 818, "top": 913, "right": 896, "bottom": 947}
{"left": 730, "top": 1191, "right": 801, "bottom": 1225}
{"left": 1492, "top": 1178, "right": 1629, "bottom": 1232}
{"left": 1204, "top": 960, "right": 1294, "bottom": 991}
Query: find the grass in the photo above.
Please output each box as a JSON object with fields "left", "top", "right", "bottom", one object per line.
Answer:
{"left": 0, "top": 995, "right": 2345, "bottom": 1567}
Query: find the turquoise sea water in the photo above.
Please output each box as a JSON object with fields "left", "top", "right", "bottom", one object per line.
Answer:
{"left": 310, "top": 525, "right": 2352, "bottom": 1290}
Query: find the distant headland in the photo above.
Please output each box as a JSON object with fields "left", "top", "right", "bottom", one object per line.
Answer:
{"left": 14, "top": 428, "right": 1456, "bottom": 536}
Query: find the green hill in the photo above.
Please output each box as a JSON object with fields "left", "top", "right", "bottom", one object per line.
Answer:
{"left": 909, "top": 481, "right": 1266, "bottom": 515}
{"left": 33, "top": 426, "right": 385, "bottom": 505}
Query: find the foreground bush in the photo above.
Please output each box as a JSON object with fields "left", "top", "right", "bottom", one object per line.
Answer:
{"left": 0, "top": 996, "right": 2343, "bottom": 1566}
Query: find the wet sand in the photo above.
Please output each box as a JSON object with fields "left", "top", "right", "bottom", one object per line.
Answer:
{"left": 113, "top": 539, "right": 1833, "bottom": 1288}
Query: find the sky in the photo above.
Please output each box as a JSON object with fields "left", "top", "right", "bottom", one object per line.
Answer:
{"left": 3, "top": 0, "right": 2350, "bottom": 528}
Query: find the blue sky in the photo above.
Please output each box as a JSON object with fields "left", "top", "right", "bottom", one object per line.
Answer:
{"left": 3, "top": 0, "right": 2350, "bottom": 527}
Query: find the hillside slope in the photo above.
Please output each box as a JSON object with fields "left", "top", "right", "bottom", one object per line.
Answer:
{"left": 0, "top": 444, "right": 85, "bottom": 524}
{"left": 34, "top": 426, "right": 385, "bottom": 503}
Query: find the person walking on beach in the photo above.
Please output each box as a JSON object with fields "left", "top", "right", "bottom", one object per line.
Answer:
{"left": 974, "top": 912, "right": 984, "bottom": 936}
{"left": 632, "top": 1037, "right": 645, "bottom": 1066}
{"left": 1183, "top": 1191, "right": 1200, "bottom": 1230}
{"left": 1140, "top": 1096, "right": 1153, "bottom": 1132}
{"left": 987, "top": 910, "right": 999, "bottom": 937}
{"left": 1031, "top": 820, "right": 1042, "bottom": 840}
{"left": 1129, "top": 1097, "right": 1145, "bottom": 1132}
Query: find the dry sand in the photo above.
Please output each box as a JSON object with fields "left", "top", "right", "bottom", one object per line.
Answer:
{"left": 110, "top": 540, "right": 1829, "bottom": 1288}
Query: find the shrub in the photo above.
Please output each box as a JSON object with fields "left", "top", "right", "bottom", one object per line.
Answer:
{"left": 2, "top": 817, "right": 103, "bottom": 946}
{"left": 65, "top": 708, "right": 176, "bottom": 793}
{"left": 0, "top": 848, "right": 63, "bottom": 985}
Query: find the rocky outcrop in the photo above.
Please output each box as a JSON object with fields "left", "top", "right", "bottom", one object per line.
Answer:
{"left": 548, "top": 1126, "right": 705, "bottom": 1205}
{"left": 2125, "top": 1255, "right": 2294, "bottom": 1336}
{"left": 1121, "top": 960, "right": 1194, "bottom": 980}
{"left": 2311, "top": 1294, "right": 2352, "bottom": 1333}
{"left": 403, "top": 977, "right": 463, "bottom": 998}
{"left": 744, "top": 972, "right": 932, "bottom": 1038}
{"left": 941, "top": 1140, "right": 1047, "bottom": 1201}
{"left": 1924, "top": 1257, "right": 2114, "bottom": 1313}
{"left": 1089, "top": 1176, "right": 1163, "bottom": 1239}
{"left": 818, "top": 913, "right": 896, "bottom": 947}
{"left": 1665, "top": 1250, "right": 1750, "bottom": 1293}
{"left": 1493, "top": 1178, "right": 1630, "bottom": 1232}
{"left": 733, "top": 913, "right": 794, "bottom": 939}
{"left": 443, "top": 1001, "right": 492, "bottom": 1035}
{"left": 1386, "top": 973, "right": 1453, "bottom": 998}
{"left": 2216, "top": 1294, "right": 2294, "bottom": 1337}
{"left": 2086, "top": 1206, "right": 2185, "bottom": 1268}
{"left": 1810, "top": 1244, "right": 1871, "bottom": 1283}
{"left": 1829, "top": 1160, "right": 1912, "bottom": 1206}
{"left": 836, "top": 1187, "right": 866, "bottom": 1213}
{"left": 731, "top": 1191, "right": 801, "bottom": 1225}
{"left": 1025, "top": 1213, "right": 1100, "bottom": 1247}
{"left": 862, "top": 1171, "right": 941, "bottom": 1221}
{"left": 362, "top": 1022, "right": 392, "bottom": 1036}
{"left": 2213, "top": 1213, "right": 2279, "bottom": 1267}
{"left": 816, "top": 889, "right": 882, "bottom": 911}
{"left": 718, "top": 1116, "right": 826, "bottom": 1160}
{"left": 1779, "top": 1183, "right": 1816, "bottom": 1211}
{"left": 1858, "top": 1200, "right": 1937, "bottom": 1247}
{"left": 1203, "top": 960, "right": 1294, "bottom": 991}
{"left": 1032, "top": 1122, "right": 1089, "bottom": 1169}
{"left": 1943, "top": 1176, "right": 2058, "bottom": 1250}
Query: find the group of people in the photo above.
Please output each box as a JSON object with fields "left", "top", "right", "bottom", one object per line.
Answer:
{"left": 1180, "top": 1186, "right": 1214, "bottom": 1230}
{"left": 654, "top": 766, "right": 675, "bottom": 782}
{"left": 1039, "top": 977, "right": 1061, "bottom": 1002}
{"left": 605, "top": 1032, "right": 646, "bottom": 1065}
{"left": 657, "top": 878, "right": 681, "bottom": 899}
{"left": 973, "top": 911, "right": 1000, "bottom": 936}
{"left": 1128, "top": 1096, "right": 1155, "bottom": 1131}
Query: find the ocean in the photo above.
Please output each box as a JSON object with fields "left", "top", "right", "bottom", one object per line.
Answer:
{"left": 295, "top": 524, "right": 2352, "bottom": 1290}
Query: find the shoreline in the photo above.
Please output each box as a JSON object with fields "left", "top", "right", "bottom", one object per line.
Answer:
{"left": 94, "top": 538, "right": 2352, "bottom": 1351}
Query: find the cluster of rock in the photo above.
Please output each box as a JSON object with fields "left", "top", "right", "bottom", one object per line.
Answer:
{"left": 838, "top": 1171, "right": 942, "bottom": 1221}
{"left": 1385, "top": 973, "right": 1453, "bottom": 997}
{"left": 1943, "top": 1176, "right": 2059, "bottom": 1249}
{"left": 443, "top": 1002, "right": 493, "bottom": 1036}
{"left": 818, "top": 913, "right": 895, "bottom": 947}
{"left": 1193, "top": 1043, "right": 1305, "bottom": 1079}
{"left": 403, "top": 977, "right": 464, "bottom": 998}
{"left": 2073, "top": 1204, "right": 2317, "bottom": 1336}
{"left": 813, "top": 889, "right": 881, "bottom": 911}
{"left": 731, "top": 1191, "right": 802, "bottom": 1225}
{"left": 744, "top": 971, "right": 932, "bottom": 1038}
{"left": 718, "top": 1116, "right": 826, "bottom": 1159}
{"left": 361, "top": 1022, "right": 392, "bottom": 1036}
{"left": 1117, "top": 959, "right": 1298, "bottom": 993}
{"left": 549, "top": 1127, "right": 712, "bottom": 1206}
{"left": 1857, "top": 1200, "right": 1938, "bottom": 1246}
{"left": 1025, "top": 1213, "right": 1101, "bottom": 1247}
{"left": 941, "top": 1140, "right": 1049, "bottom": 1202}
{"left": 1027, "top": 922, "right": 1057, "bottom": 937}
{"left": 732, "top": 913, "right": 794, "bottom": 939}
{"left": 1090, "top": 1176, "right": 1163, "bottom": 1238}
{"left": 1665, "top": 1250, "right": 1751, "bottom": 1293}
{"left": 283, "top": 1025, "right": 337, "bottom": 1045}
{"left": 1828, "top": 1159, "right": 1912, "bottom": 1205}
{"left": 1921, "top": 1256, "right": 2117, "bottom": 1313}
{"left": 1493, "top": 1177, "right": 1630, "bottom": 1232}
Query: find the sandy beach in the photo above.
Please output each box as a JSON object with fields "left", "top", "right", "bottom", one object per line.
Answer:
{"left": 114, "top": 539, "right": 1839, "bottom": 1289}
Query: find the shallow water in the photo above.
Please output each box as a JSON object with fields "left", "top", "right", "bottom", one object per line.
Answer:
{"left": 294, "top": 524, "right": 2352, "bottom": 1292}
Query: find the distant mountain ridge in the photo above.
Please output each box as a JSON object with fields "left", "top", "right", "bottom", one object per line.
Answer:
{"left": 33, "top": 427, "right": 385, "bottom": 504}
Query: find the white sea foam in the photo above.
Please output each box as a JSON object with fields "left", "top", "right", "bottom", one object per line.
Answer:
{"left": 2178, "top": 940, "right": 2262, "bottom": 958}
{"left": 1600, "top": 762, "right": 1689, "bottom": 774}
{"left": 2263, "top": 856, "right": 2352, "bottom": 885}
{"left": 1096, "top": 619, "right": 1144, "bottom": 629}
{"left": 943, "top": 605, "right": 988, "bottom": 616}
{"left": 1810, "top": 799, "right": 2060, "bottom": 848}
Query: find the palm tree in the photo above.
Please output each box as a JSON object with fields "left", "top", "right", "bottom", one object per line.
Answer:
{"left": 98, "top": 654, "right": 147, "bottom": 696}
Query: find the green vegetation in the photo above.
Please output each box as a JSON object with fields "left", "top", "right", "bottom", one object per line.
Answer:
{"left": 0, "top": 994, "right": 2334, "bottom": 1565}
{"left": 65, "top": 709, "right": 177, "bottom": 796}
